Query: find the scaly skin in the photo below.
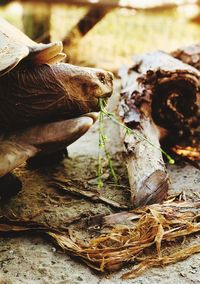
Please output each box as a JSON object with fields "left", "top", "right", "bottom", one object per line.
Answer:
{"left": 0, "top": 63, "right": 113, "bottom": 132}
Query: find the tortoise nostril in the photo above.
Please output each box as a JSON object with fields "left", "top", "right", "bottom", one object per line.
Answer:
{"left": 97, "top": 73, "right": 106, "bottom": 84}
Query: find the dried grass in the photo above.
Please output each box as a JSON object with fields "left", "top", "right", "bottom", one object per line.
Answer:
{"left": 48, "top": 200, "right": 200, "bottom": 279}
{"left": 1, "top": 200, "right": 200, "bottom": 279}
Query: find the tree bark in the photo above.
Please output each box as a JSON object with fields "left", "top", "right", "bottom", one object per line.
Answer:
{"left": 119, "top": 68, "right": 169, "bottom": 207}
{"left": 119, "top": 51, "right": 200, "bottom": 206}
{"left": 171, "top": 44, "right": 200, "bottom": 71}
{"left": 171, "top": 45, "right": 200, "bottom": 159}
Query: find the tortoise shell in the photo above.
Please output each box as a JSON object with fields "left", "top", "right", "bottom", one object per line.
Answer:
{"left": 0, "top": 17, "right": 65, "bottom": 76}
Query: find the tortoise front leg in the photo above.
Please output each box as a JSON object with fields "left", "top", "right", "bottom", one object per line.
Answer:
{"left": 0, "top": 141, "right": 38, "bottom": 177}
{"left": 26, "top": 113, "right": 99, "bottom": 168}
{"left": 0, "top": 141, "right": 38, "bottom": 201}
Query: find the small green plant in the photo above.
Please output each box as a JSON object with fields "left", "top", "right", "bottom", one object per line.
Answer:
{"left": 97, "top": 98, "right": 174, "bottom": 188}
{"left": 97, "top": 100, "right": 118, "bottom": 188}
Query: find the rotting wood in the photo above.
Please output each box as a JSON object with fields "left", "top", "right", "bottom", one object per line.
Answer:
{"left": 119, "top": 51, "right": 200, "bottom": 206}
{"left": 119, "top": 68, "right": 169, "bottom": 207}
{"left": 170, "top": 45, "right": 200, "bottom": 161}
{"left": 171, "top": 44, "right": 200, "bottom": 71}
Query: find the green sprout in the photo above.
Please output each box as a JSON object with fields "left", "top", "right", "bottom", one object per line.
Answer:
{"left": 97, "top": 103, "right": 118, "bottom": 188}
{"left": 97, "top": 98, "right": 175, "bottom": 188}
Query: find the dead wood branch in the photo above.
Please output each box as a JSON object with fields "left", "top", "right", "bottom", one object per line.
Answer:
{"left": 119, "top": 51, "right": 200, "bottom": 206}
{"left": 171, "top": 44, "right": 200, "bottom": 71}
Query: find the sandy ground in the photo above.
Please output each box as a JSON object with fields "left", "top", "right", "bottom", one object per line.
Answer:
{"left": 0, "top": 82, "right": 200, "bottom": 284}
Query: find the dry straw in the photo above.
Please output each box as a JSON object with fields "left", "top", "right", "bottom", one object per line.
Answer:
{"left": 48, "top": 199, "right": 200, "bottom": 279}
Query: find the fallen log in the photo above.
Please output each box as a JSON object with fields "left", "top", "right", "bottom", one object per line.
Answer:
{"left": 119, "top": 67, "right": 170, "bottom": 206}
{"left": 171, "top": 44, "right": 200, "bottom": 71}
{"left": 119, "top": 51, "right": 200, "bottom": 206}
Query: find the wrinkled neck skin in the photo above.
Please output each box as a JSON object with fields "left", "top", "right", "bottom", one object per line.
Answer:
{"left": 0, "top": 63, "right": 113, "bottom": 133}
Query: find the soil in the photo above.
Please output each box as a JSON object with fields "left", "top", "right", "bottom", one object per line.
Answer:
{"left": 0, "top": 81, "right": 200, "bottom": 284}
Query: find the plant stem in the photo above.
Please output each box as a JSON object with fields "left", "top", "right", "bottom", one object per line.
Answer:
{"left": 98, "top": 102, "right": 118, "bottom": 188}
{"left": 97, "top": 111, "right": 104, "bottom": 188}
{"left": 99, "top": 98, "right": 175, "bottom": 165}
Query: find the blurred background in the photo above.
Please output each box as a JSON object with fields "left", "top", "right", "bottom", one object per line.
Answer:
{"left": 1, "top": 0, "right": 200, "bottom": 71}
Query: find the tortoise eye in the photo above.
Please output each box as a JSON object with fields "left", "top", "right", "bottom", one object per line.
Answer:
{"left": 98, "top": 73, "right": 106, "bottom": 84}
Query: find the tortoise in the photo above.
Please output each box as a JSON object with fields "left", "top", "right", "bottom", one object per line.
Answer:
{"left": 0, "top": 17, "right": 113, "bottom": 199}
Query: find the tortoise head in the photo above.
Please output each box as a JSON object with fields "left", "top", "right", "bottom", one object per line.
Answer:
{"left": 0, "top": 18, "right": 113, "bottom": 131}
{"left": 0, "top": 62, "right": 113, "bottom": 131}
{"left": 50, "top": 63, "right": 113, "bottom": 113}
